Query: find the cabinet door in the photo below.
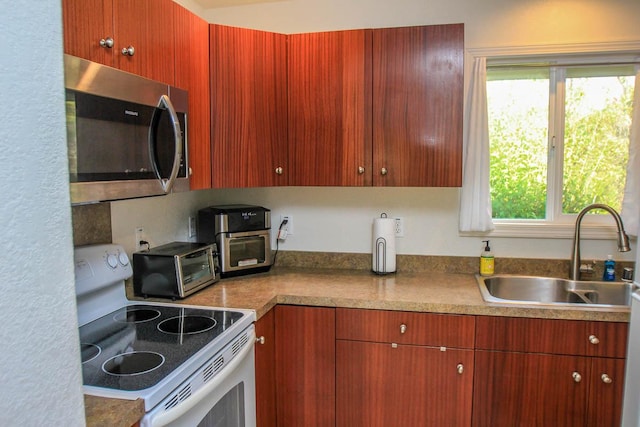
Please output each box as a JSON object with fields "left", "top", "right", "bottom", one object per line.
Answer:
{"left": 587, "top": 357, "right": 625, "bottom": 427}
{"left": 62, "top": 0, "right": 114, "bottom": 66}
{"left": 288, "top": 30, "right": 372, "bottom": 186}
{"left": 473, "top": 350, "right": 589, "bottom": 427}
{"left": 275, "top": 306, "right": 335, "bottom": 427}
{"left": 337, "top": 340, "right": 473, "bottom": 426}
{"left": 112, "top": 0, "right": 175, "bottom": 84}
{"left": 372, "top": 24, "right": 463, "bottom": 187}
{"left": 174, "top": 4, "right": 211, "bottom": 190}
{"left": 255, "top": 309, "right": 277, "bottom": 427}
{"left": 210, "top": 24, "right": 288, "bottom": 188}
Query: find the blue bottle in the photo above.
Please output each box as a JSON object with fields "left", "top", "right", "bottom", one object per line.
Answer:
{"left": 603, "top": 255, "right": 615, "bottom": 281}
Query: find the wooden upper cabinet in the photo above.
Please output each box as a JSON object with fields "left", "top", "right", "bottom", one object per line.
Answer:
{"left": 210, "top": 24, "right": 288, "bottom": 188}
{"left": 372, "top": 24, "right": 464, "bottom": 187}
{"left": 62, "top": 0, "right": 175, "bottom": 85}
{"left": 288, "top": 30, "right": 372, "bottom": 186}
{"left": 62, "top": 0, "right": 115, "bottom": 66}
{"left": 112, "top": 0, "right": 175, "bottom": 84}
{"left": 174, "top": 4, "right": 211, "bottom": 190}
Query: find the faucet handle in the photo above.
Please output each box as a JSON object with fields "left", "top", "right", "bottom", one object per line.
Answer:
{"left": 579, "top": 261, "right": 596, "bottom": 274}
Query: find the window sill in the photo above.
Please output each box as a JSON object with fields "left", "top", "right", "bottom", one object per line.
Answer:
{"left": 460, "top": 222, "right": 626, "bottom": 240}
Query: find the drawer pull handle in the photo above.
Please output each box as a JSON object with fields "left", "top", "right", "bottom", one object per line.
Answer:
{"left": 399, "top": 324, "right": 407, "bottom": 334}
{"left": 256, "top": 336, "right": 265, "bottom": 345}
{"left": 572, "top": 372, "right": 582, "bottom": 383}
{"left": 457, "top": 363, "right": 464, "bottom": 375}
{"left": 589, "top": 335, "right": 600, "bottom": 345}
{"left": 601, "top": 374, "right": 613, "bottom": 384}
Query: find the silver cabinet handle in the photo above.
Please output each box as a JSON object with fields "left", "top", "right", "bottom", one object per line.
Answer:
{"left": 399, "top": 324, "right": 407, "bottom": 334}
{"left": 121, "top": 46, "right": 135, "bottom": 56}
{"left": 358, "top": 166, "right": 365, "bottom": 174}
{"left": 589, "top": 335, "right": 600, "bottom": 345}
{"left": 381, "top": 167, "right": 388, "bottom": 175}
{"left": 149, "top": 94, "right": 182, "bottom": 193}
{"left": 457, "top": 364, "right": 464, "bottom": 375}
{"left": 572, "top": 372, "right": 582, "bottom": 383}
{"left": 99, "top": 37, "right": 114, "bottom": 48}
{"left": 256, "top": 336, "right": 265, "bottom": 345}
{"left": 188, "top": 167, "right": 193, "bottom": 176}
{"left": 601, "top": 374, "right": 613, "bottom": 384}
{"left": 275, "top": 167, "right": 283, "bottom": 175}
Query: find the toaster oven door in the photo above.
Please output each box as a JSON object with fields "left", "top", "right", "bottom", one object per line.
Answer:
{"left": 219, "top": 230, "right": 272, "bottom": 275}
{"left": 178, "top": 247, "right": 219, "bottom": 297}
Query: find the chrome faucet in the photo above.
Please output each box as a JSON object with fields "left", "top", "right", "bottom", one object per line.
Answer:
{"left": 570, "top": 203, "right": 630, "bottom": 280}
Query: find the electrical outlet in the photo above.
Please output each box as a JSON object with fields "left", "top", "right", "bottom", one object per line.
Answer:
{"left": 188, "top": 216, "right": 196, "bottom": 238}
{"left": 280, "top": 214, "right": 293, "bottom": 236}
{"left": 394, "top": 217, "right": 404, "bottom": 237}
{"left": 135, "top": 227, "right": 144, "bottom": 251}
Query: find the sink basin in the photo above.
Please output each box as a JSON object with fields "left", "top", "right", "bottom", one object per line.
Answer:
{"left": 476, "top": 275, "right": 633, "bottom": 310}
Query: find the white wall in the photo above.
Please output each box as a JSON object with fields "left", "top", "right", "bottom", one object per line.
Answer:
{"left": 0, "top": 0, "right": 85, "bottom": 425}
{"left": 112, "top": 0, "right": 640, "bottom": 263}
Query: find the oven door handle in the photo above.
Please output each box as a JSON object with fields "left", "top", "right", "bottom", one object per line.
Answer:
{"left": 149, "top": 328, "right": 256, "bottom": 427}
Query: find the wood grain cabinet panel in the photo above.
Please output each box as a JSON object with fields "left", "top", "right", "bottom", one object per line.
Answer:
{"left": 288, "top": 30, "right": 372, "bottom": 186}
{"left": 255, "top": 309, "right": 277, "bottom": 427}
{"left": 372, "top": 24, "right": 464, "bottom": 187}
{"left": 473, "top": 317, "right": 627, "bottom": 427}
{"left": 473, "top": 350, "right": 589, "bottom": 427}
{"left": 587, "top": 357, "right": 625, "bottom": 427}
{"left": 210, "top": 24, "right": 288, "bottom": 188}
{"left": 337, "top": 340, "right": 473, "bottom": 427}
{"left": 336, "top": 309, "right": 474, "bottom": 426}
{"left": 174, "top": 4, "right": 211, "bottom": 190}
{"left": 476, "top": 316, "right": 628, "bottom": 358}
{"left": 275, "top": 305, "right": 335, "bottom": 427}
{"left": 112, "top": 0, "right": 175, "bottom": 84}
{"left": 62, "top": 0, "right": 175, "bottom": 85}
{"left": 62, "top": 0, "right": 114, "bottom": 66}
{"left": 336, "top": 307, "right": 475, "bottom": 348}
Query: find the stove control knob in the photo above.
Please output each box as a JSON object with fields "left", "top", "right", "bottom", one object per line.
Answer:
{"left": 118, "top": 252, "right": 130, "bottom": 266}
{"left": 106, "top": 253, "right": 118, "bottom": 269}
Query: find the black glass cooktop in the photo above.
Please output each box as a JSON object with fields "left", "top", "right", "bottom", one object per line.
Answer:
{"left": 79, "top": 304, "right": 244, "bottom": 391}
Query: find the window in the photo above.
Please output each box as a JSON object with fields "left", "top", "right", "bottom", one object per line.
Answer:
{"left": 486, "top": 56, "right": 636, "bottom": 228}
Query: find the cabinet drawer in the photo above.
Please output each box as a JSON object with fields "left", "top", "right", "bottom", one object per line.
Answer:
{"left": 475, "top": 316, "right": 628, "bottom": 358}
{"left": 336, "top": 308, "right": 475, "bottom": 348}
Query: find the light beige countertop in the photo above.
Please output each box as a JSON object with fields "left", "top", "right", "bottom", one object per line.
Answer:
{"left": 160, "top": 267, "right": 631, "bottom": 323}
{"left": 87, "top": 267, "right": 631, "bottom": 426}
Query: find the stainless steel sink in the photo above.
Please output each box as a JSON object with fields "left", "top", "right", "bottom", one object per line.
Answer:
{"left": 476, "top": 274, "right": 633, "bottom": 310}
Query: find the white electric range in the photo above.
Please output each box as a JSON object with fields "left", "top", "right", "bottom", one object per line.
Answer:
{"left": 74, "top": 244, "right": 256, "bottom": 427}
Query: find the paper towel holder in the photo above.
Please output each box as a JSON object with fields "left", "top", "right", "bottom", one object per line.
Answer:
{"left": 373, "top": 213, "right": 396, "bottom": 275}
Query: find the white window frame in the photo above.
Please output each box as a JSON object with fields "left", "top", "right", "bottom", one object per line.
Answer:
{"left": 465, "top": 42, "right": 640, "bottom": 239}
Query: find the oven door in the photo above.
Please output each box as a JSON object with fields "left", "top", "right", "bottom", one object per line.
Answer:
{"left": 141, "top": 326, "right": 256, "bottom": 427}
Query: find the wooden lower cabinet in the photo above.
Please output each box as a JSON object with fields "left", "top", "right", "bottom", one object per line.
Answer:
{"left": 473, "top": 316, "right": 627, "bottom": 427}
{"left": 336, "top": 340, "right": 473, "bottom": 426}
{"left": 275, "top": 305, "right": 335, "bottom": 427}
{"left": 335, "top": 308, "right": 475, "bottom": 426}
{"left": 255, "top": 308, "right": 276, "bottom": 427}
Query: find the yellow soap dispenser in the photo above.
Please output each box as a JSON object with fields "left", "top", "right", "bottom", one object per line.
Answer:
{"left": 480, "top": 240, "right": 494, "bottom": 276}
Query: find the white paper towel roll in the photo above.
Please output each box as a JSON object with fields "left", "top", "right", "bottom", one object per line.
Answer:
{"left": 372, "top": 216, "right": 396, "bottom": 274}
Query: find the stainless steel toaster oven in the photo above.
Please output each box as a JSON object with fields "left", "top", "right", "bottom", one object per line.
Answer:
{"left": 197, "top": 205, "right": 272, "bottom": 277}
{"left": 133, "top": 242, "right": 219, "bottom": 298}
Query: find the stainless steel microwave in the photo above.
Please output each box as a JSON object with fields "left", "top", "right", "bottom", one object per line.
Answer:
{"left": 64, "top": 54, "right": 189, "bottom": 204}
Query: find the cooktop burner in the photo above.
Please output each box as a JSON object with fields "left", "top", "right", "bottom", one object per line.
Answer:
{"left": 102, "top": 351, "right": 165, "bottom": 376}
{"left": 79, "top": 304, "right": 244, "bottom": 391}
{"left": 114, "top": 308, "right": 161, "bottom": 323}
{"left": 157, "top": 315, "right": 217, "bottom": 335}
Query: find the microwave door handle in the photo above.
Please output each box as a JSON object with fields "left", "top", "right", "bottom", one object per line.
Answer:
{"left": 149, "top": 94, "right": 183, "bottom": 193}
